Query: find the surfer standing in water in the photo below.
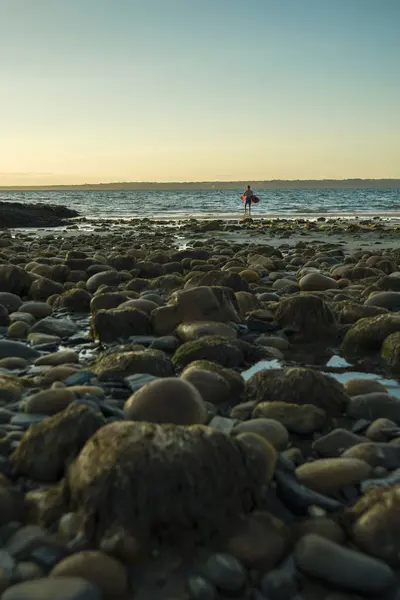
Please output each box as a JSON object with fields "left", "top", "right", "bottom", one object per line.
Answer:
{"left": 243, "top": 185, "right": 254, "bottom": 216}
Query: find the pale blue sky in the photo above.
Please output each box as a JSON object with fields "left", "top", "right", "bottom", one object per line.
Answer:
{"left": 0, "top": 0, "right": 399, "bottom": 184}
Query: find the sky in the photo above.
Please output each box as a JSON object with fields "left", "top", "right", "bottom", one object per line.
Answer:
{"left": 0, "top": 0, "right": 399, "bottom": 185}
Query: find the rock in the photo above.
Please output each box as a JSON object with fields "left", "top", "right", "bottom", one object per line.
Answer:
{"left": 28, "top": 333, "right": 61, "bottom": 346}
{"left": 0, "top": 200, "right": 78, "bottom": 227}
{"left": 19, "top": 301, "right": 52, "bottom": 319}
{"left": 0, "top": 375, "right": 23, "bottom": 404}
{"left": 90, "top": 292, "right": 128, "bottom": 313}
{"left": 312, "top": 429, "right": 366, "bottom": 457}
{"left": 202, "top": 553, "right": 247, "bottom": 594}
{"left": 343, "top": 378, "right": 388, "bottom": 396}
{"left": 381, "top": 331, "right": 400, "bottom": 371}
{"left": 13, "top": 561, "right": 44, "bottom": 583}
{"left": 0, "top": 293, "right": 22, "bottom": 313}
{"left": 253, "top": 402, "right": 327, "bottom": 434}
{"left": 86, "top": 270, "right": 127, "bottom": 293}
{"left": 0, "top": 304, "right": 9, "bottom": 327}
{"left": 52, "top": 289, "right": 92, "bottom": 313}
{"left": 30, "top": 278, "right": 64, "bottom": 301}
{"left": 50, "top": 551, "right": 128, "bottom": 600}
{"left": 117, "top": 298, "right": 159, "bottom": 315}
{"left": 11, "top": 404, "right": 105, "bottom": 482}
{"left": 176, "top": 321, "right": 238, "bottom": 342}
{"left": 0, "top": 485, "right": 21, "bottom": 526}
{"left": 294, "top": 534, "right": 396, "bottom": 595}
{"left": 64, "top": 421, "right": 275, "bottom": 548}
{"left": 260, "top": 569, "right": 299, "bottom": 600}
{"left": 0, "top": 340, "right": 39, "bottom": 360}
{"left": 274, "top": 295, "right": 337, "bottom": 342}
{"left": 365, "top": 291, "right": 400, "bottom": 311}
{"left": 90, "top": 307, "right": 151, "bottom": 343}
{"left": 366, "top": 418, "right": 398, "bottom": 442}
{"left": 7, "top": 321, "right": 30, "bottom": 339}
{"left": 151, "top": 286, "right": 240, "bottom": 336}
{"left": 186, "top": 575, "right": 217, "bottom": 600}
{"left": 124, "top": 377, "right": 208, "bottom": 425}
{"left": 92, "top": 349, "right": 174, "bottom": 381}
{"left": 183, "top": 360, "right": 244, "bottom": 398}
{"left": 223, "top": 511, "right": 289, "bottom": 571}
{"left": 0, "top": 265, "right": 33, "bottom": 295}
{"left": 233, "top": 418, "right": 289, "bottom": 450}
{"left": 25, "top": 388, "right": 76, "bottom": 415}
{"left": 9, "top": 311, "right": 35, "bottom": 326}
{"left": 257, "top": 335, "right": 290, "bottom": 351}
{"left": 30, "top": 317, "right": 78, "bottom": 338}
{"left": 336, "top": 301, "right": 388, "bottom": 325}
{"left": 180, "top": 367, "right": 230, "bottom": 405}
{"left": 299, "top": 273, "right": 338, "bottom": 291}
{"left": 341, "top": 314, "right": 400, "bottom": 359}
{"left": 235, "top": 291, "right": 260, "bottom": 317}
{"left": 347, "top": 392, "right": 400, "bottom": 424}
{"left": 292, "top": 517, "right": 345, "bottom": 545}
{"left": 39, "top": 366, "right": 81, "bottom": 387}
{"left": 173, "top": 336, "right": 244, "bottom": 370}
{"left": 295, "top": 458, "right": 371, "bottom": 494}
{"left": 185, "top": 270, "right": 249, "bottom": 292}
{"left": 342, "top": 442, "right": 400, "bottom": 469}
{"left": 0, "top": 357, "right": 28, "bottom": 370}
{"left": 1, "top": 578, "right": 101, "bottom": 600}
{"left": 245, "top": 367, "right": 349, "bottom": 417}
{"left": 346, "top": 485, "right": 400, "bottom": 566}
{"left": 35, "top": 350, "right": 79, "bottom": 367}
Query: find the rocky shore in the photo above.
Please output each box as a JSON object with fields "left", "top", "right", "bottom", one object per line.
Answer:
{"left": 0, "top": 202, "right": 79, "bottom": 229}
{"left": 0, "top": 216, "right": 399, "bottom": 599}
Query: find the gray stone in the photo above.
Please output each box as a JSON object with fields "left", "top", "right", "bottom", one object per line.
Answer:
{"left": 294, "top": 534, "right": 396, "bottom": 595}
{"left": 0, "top": 341, "right": 40, "bottom": 360}
{"left": 186, "top": 574, "right": 217, "bottom": 600}
{"left": 1, "top": 577, "right": 102, "bottom": 600}
{"left": 5, "top": 525, "right": 48, "bottom": 560}
{"left": 124, "top": 373, "right": 158, "bottom": 393}
{"left": 0, "top": 293, "right": 22, "bottom": 313}
{"left": 261, "top": 569, "right": 299, "bottom": 600}
{"left": 10, "top": 414, "right": 47, "bottom": 428}
{"left": 30, "top": 317, "right": 78, "bottom": 338}
{"left": 203, "top": 553, "right": 247, "bottom": 593}
{"left": 208, "top": 416, "right": 237, "bottom": 433}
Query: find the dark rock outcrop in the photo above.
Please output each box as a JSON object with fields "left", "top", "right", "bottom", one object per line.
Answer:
{"left": 0, "top": 201, "right": 79, "bottom": 228}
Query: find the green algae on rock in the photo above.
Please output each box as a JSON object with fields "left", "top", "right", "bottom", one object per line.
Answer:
{"left": 381, "top": 331, "right": 400, "bottom": 372}
{"left": 172, "top": 336, "right": 244, "bottom": 370}
{"left": 92, "top": 348, "right": 174, "bottom": 380}
{"left": 244, "top": 367, "right": 349, "bottom": 417}
{"left": 341, "top": 313, "right": 400, "bottom": 360}
{"left": 274, "top": 294, "right": 337, "bottom": 342}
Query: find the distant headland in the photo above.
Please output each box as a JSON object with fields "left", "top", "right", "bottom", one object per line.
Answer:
{"left": 0, "top": 179, "right": 399, "bottom": 191}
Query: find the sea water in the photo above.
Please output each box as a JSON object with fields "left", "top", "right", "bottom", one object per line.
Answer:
{"left": 1, "top": 187, "right": 399, "bottom": 221}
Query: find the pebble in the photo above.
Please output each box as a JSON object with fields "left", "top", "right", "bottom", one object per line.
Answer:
{"left": 1, "top": 577, "right": 102, "bottom": 600}
{"left": 30, "top": 317, "right": 78, "bottom": 338}
{"left": 295, "top": 458, "right": 372, "bottom": 494}
{"left": 294, "top": 533, "right": 396, "bottom": 595}
{"left": 0, "top": 340, "right": 39, "bottom": 360}
{"left": 202, "top": 553, "right": 247, "bottom": 593}
{"left": 186, "top": 574, "right": 218, "bottom": 600}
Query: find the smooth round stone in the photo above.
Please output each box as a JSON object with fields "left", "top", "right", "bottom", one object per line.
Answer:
{"left": 181, "top": 367, "right": 230, "bottom": 405}
{"left": 24, "top": 388, "right": 76, "bottom": 415}
{"left": 347, "top": 393, "right": 400, "bottom": 424}
{"left": 343, "top": 378, "right": 388, "bottom": 397}
{"left": 1, "top": 577, "right": 102, "bottom": 600}
{"left": 294, "top": 534, "right": 396, "bottom": 595}
{"left": 203, "top": 553, "right": 247, "bottom": 593}
{"left": 256, "top": 335, "right": 290, "bottom": 351}
{"left": 364, "top": 291, "right": 400, "bottom": 311}
{"left": 176, "top": 321, "right": 238, "bottom": 342}
{"left": 233, "top": 418, "right": 289, "bottom": 451}
{"left": 50, "top": 551, "right": 128, "bottom": 600}
{"left": 299, "top": 273, "right": 338, "bottom": 291}
{"left": 0, "top": 293, "right": 22, "bottom": 313}
{"left": 295, "top": 458, "right": 372, "bottom": 494}
{"left": 186, "top": 574, "right": 218, "bottom": 600}
{"left": 10, "top": 413, "right": 47, "bottom": 428}
{"left": 19, "top": 301, "right": 52, "bottom": 319}
{"left": 35, "top": 350, "right": 79, "bottom": 367}
{"left": 7, "top": 322, "right": 30, "bottom": 339}
{"left": 261, "top": 569, "right": 298, "bottom": 600}
{"left": 27, "top": 333, "right": 62, "bottom": 346}
{"left": 0, "top": 357, "right": 28, "bottom": 371}
{"left": 0, "top": 305, "right": 9, "bottom": 327}
{"left": 30, "top": 317, "right": 77, "bottom": 338}
{"left": 312, "top": 429, "right": 366, "bottom": 458}
{"left": 9, "top": 312, "right": 35, "bottom": 326}
{"left": 0, "top": 340, "right": 39, "bottom": 360}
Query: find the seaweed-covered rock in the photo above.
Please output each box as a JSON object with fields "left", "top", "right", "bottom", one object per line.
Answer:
{"left": 124, "top": 377, "right": 208, "bottom": 425}
{"left": 90, "top": 307, "right": 151, "bottom": 343}
{"left": 11, "top": 405, "right": 105, "bottom": 483}
{"left": 0, "top": 265, "right": 33, "bottom": 295}
{"left": 52, "top": 288, "right": 92, "bottom": 313}
{"left": 274, "top": 295, "right": 337, "bottom": 342}
{"left": 176, "top": 321, "right": 237, "bottom": 342}
{"left": 184, "top": 270, "right": 249, "bottom": 292}
{"left": 341, "top": 314, "right": 400, "bottom": 360}
{"left": 334, "top": 301, "right": 388, "bottom": 325}
{"left": 381, "top": 331, "right": 400, "bottom": 371}
{"left": 65, "top": 421, "right": 276, "bottom": 548}
{"left": 151, "top": 286, "right": 240, "bottom": 336}
{"left": 253, "top": 401, "right": 327, "bottom": 434}
{"left": 244, "top": 367, "right": 349, "bottom": 416}
{"left": 182, "top": 360, "right": 245, "bottom": 398}
{"left": 92, "top": 349, "right": 174, "bottom": 381}
{"left": 173, "top": 336, "right": 244, "bottom": 370}
{"left": 345, "top": 485, "right": 400, "bottom": 566}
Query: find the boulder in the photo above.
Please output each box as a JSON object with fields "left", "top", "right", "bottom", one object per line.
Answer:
{"left": 173, "top": 336, "right": 244, "bottom": 370}
{"left": 92, "top": 349, "right": 174, "bottom": 381}
{"left": 299, "top": 273, "right": 338, "bottom": 292}
{"left": 253, "top": 401, "right": 327, "bottom": 434}
{"left": 0, "top": 265, "right": 33, "bottom": 295}
{"left": 274, "top": 294, "right": 337, "bottom": 342}
{"left": 90, "top": 307, "right": 151, "bottom": 343}
{"left": 176, "top": 321, "right": 238, "bottom": 342}
{"left": 341, "top": 314, "right": 400, "bottom": 360}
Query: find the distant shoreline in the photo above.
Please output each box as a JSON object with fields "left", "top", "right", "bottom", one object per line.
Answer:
{"left": 0, "top": 179, "right": 399, "bottom": 192}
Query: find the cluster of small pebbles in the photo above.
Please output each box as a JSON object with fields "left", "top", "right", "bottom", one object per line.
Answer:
{"left": 0, "top": 220, "right": 400, "bottom": 600}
